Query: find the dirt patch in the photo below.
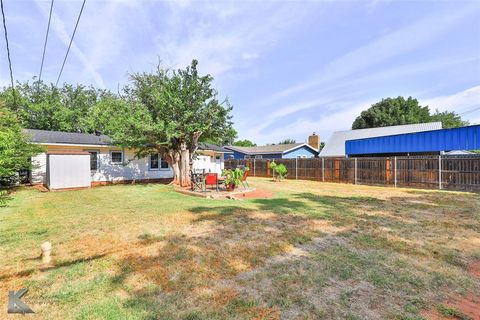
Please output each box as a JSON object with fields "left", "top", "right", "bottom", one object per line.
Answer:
{"left": 235, "top": 189, "right": 273, "bottom": 199}
{"left": 423, "top": 294, "right": 480, "bottom": 320}
{"left": 468, "top": 261, "right": 480, "bottom": 278}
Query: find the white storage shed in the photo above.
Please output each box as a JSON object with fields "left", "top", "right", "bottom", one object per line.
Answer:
{"left": 47, "top": 151, "right": 91, "bottom": 190}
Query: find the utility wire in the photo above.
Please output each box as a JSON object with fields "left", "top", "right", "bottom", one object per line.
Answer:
{"left": 459, "top": 106, "right": 480, "bottom": 116}
{"left": 0, "top": 0, "right": 14, "bottom": 91}
{"left": 38, "top": 0, "right": 54, "bottom": 86}
{"left": 55, "top": 0, "right": 86, "bottom": 86}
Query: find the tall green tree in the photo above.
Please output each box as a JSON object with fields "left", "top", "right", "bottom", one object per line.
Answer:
{"left": 96, "top": 60, "right": 234, "bottom": 186}
{"left": 0, "top": 102, "right": 43, "bottom": 185}
{"left": 233, "top": 139, "right": 257, "bottom": 147}
{"left": 352, "top": 96, "right": 469, "bottom": 129}
{"left": 430, "top": 109, "right": 469, "bottom": 128}
{"left": 0, "top": 80, "right": 114, "bottom": 133}
{"left": 352, "top": 97, "right": 431, "bottom": 129}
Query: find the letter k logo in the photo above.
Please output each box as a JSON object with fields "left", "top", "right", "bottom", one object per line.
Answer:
{"left": 8, "top": 288, "right": 34, "bottom": 314}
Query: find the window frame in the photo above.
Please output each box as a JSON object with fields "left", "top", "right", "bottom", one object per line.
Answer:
{"left": 110, "top": 150, "right": 124, "bottom": 164}
{"left": 85, "top": 150, "right": 100, "bottom": 171}
{"left": 160, "top": 157, "right": 169, "bottom": 170}
{"left": 149, "top": 153, "right": 160, "bottom": 170}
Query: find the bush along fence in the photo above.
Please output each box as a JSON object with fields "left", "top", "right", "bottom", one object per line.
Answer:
{"left": 225, "top": 156, "right": 480, "bottom": 192}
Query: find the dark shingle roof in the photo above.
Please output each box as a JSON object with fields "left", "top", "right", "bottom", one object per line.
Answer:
{"left": 225, "top": 143, "right": 310, "bottom": 155}
{"left": 24, "top": 129, "right": 231, "bottom": 153}
{"left": 24, "top": 129, "right": 112, "bottom": 146}
{"left": 198, "top": 143, "right": 233, "bottom": 153}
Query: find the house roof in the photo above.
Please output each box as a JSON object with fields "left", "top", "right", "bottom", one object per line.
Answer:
{"left": 197, "top": 143, "right": 233, "bottom": 153}
{"left": 225, "top": 143, "right": 317, "bottom": 155}
{"left": 24, "top": 129, "right": 230, "bottom": 152}
{"left": 24, "top": 129, "right": 112, "bottom": 146}
{"left": 319, "top": 122, "right": 443, "bottom": 157}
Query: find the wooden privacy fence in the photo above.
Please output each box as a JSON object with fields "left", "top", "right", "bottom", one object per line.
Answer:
{"left": 225, "top": 156, "right": 480, "bottom": 192}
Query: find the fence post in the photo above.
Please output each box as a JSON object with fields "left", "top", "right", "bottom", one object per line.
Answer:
{"left": 394, "top": 156, "right": 397, "bottom": 187}
{"left": 295, "top": 157, "right": 298, "bottom": 180}
{"left": 253, "top": 158, "right": 256, "bottom": 177}
{"left": 322, "top": 158, "right": 325, "bottom": 182}
{"left": 439, "top": 155, "right": 442, "bottom": 190}
{"left": 354, "top": 158, "right": 357, "bottom": 184}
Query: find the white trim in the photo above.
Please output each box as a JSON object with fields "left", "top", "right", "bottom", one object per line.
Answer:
{"left": 225, "top": 143, "right": 318, "bottom": 155}
{"left": 110, "top": 150, "right": 124, "bottom": 164}
{"left": 283, "top": 143, "right": 318, "bottom": 154}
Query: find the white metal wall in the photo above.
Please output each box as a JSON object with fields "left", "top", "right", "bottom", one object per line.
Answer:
{"left": 47, "top": 154, "right": 91, "bottom": 189}
{"left": 192, "top": 155, "right": 224, "bottom": 174}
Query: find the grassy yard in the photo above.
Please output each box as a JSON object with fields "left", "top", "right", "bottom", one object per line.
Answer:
{"left": 1, "top": 178, "right": 479, "bottom": 319}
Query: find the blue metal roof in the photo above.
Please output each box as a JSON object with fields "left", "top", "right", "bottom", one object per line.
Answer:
{"left": 345, "top": 125, "right": 480, "bottom": 156}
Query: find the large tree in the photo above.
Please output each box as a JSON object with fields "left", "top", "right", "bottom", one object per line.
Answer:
{"left": 96, "top": 60, "right": 234, "bottom": 187}
{"left": 0, "top": 102, "right": 43, "bottom": 185}
{"left": 352, "top": 96, "right": 468, "bottom": 129}
{"left": 233, "top": 139, "right": 256, "bottom": 147}
{"left": 352, "top": 97, "right": 430, "bottom": 129}
{"left": 0, "top": 80, "right": 113, "bottom": 133}
{"left": 430, "top": 109, "right": 469, "bottom": 128}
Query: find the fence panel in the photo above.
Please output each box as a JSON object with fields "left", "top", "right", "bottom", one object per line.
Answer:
{"left": 224, "top": 156, "right": 480, "bottom": 192}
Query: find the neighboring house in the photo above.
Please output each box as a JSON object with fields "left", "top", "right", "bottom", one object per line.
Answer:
{"left": 319, "top": 122, "right": 443, "bottom": 158}
{"left": 224, "top": 144, "right": 318, "bottom": 160}
{"left": 224, "top": 133, "right": 321, "bottom": 160}
{"left": 25, "top": 129, "right": 231, "bottom": 190}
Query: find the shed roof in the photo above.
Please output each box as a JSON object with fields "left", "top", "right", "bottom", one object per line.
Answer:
{"left": 319, "top": 122, "right": 443, "bottom": 157}
{"left": 225, "top": 143, "right": 314, "bottom": 155}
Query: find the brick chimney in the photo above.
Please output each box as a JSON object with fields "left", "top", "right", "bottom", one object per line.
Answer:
{"left": 308, "top": 132, "right": 320, "bottom": 150}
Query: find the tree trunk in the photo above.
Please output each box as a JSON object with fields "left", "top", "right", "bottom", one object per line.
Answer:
{"left": 168, "top": 150, "right": 181, "bottom": 185}
{"left": 179, "top": 139, "right": 191, "bottom": 187}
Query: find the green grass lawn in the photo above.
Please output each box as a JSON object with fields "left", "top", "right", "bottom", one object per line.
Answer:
{"left": 1, "top": 178, "right": 479, "bottom": 319}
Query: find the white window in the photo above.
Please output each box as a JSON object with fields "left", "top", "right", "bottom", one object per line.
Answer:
{"left": 87, "top": 151, "right": 99, "bottom": 170}
{"left": 150, "top": 153, "right": 159, "bottom": 170}
{"left": 150, "top": 153, "right": 169, "bottom": 169}
{"left": 297, "top": 155, "right": 307, "bottom": 159}
{"left": 244, "top": 155, "right": 251, "bottom": 159}
{"left": 254, "top": 155, "right": 263, "bottom": 159}
{"left": 160, "top": 158, "right": 169, "bottom": 169}
{"left": 111, "top": 151, "right": 123, "bottom": 164}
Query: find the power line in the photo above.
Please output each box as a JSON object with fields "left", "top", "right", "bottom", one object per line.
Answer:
{"left": 459, "top": 106, "right": 480, "bottom": 116}
{"left": 38, "top": 0, "right": 55, "bottom": 85}
{"left": 0, "top": 0, "right": 14, "bottom": 90}
{"left": 55, "top": 0, "right": 86, "bottom": 86}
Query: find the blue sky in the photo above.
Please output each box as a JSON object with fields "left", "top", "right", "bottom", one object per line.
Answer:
{"left": 1, "top": 0, "right": 479, "bottom": 144}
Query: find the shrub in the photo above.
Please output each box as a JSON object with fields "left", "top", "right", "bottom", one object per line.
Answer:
{"left": 275, "top": 164, "right": 288, "bottom": 181}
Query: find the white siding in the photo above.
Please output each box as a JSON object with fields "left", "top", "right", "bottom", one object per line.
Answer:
{"left": 90, "top": 148, "right": 173, "bottom": 182}
{"left": 47, "top": 154, "right": 91, "bottom": 189}
{"left": 31, "top": 146, "right": 174, "bottom": 186}
{"left": 31, "top": 152, "right": 47, "bottom": 184}
{"left": 192, "top": 155, "right": 224, "bottom": 174}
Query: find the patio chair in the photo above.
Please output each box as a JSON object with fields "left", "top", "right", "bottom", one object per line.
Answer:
{"left": 205, "top": 173, "right": 219, "bottom": 191}
{"left": 241, "top": 170, "right": 249, "bottom": 189}
{"left": 191, "top": 170, "right": 204, "bottom": 191}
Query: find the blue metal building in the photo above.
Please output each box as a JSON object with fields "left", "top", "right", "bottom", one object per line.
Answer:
{"left": 345, "top": 125, "right": 480, "bottom": 157}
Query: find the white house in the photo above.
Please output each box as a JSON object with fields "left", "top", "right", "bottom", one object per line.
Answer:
{"left": 25, "top": 129, "right": 232, "bottom": 190}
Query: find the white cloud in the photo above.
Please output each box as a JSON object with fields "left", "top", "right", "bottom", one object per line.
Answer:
{"left": 421, "top": 85, "right": 480, "bottom": 124}
{"left": 154, "top": 1, "right": 313, "bottom": 78}
{"left": 263, "top": 4, "right": 479, "bottom": 105}
{"left": 34, "top": 0, "right": 107, "bottom": 88}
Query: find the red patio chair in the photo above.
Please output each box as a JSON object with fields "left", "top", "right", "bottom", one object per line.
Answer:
{"left": 241, "top": 170, "right": 249, "bottom": 189}
{"left": 205, "top": 173, "right": 219, "bottom": 191}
